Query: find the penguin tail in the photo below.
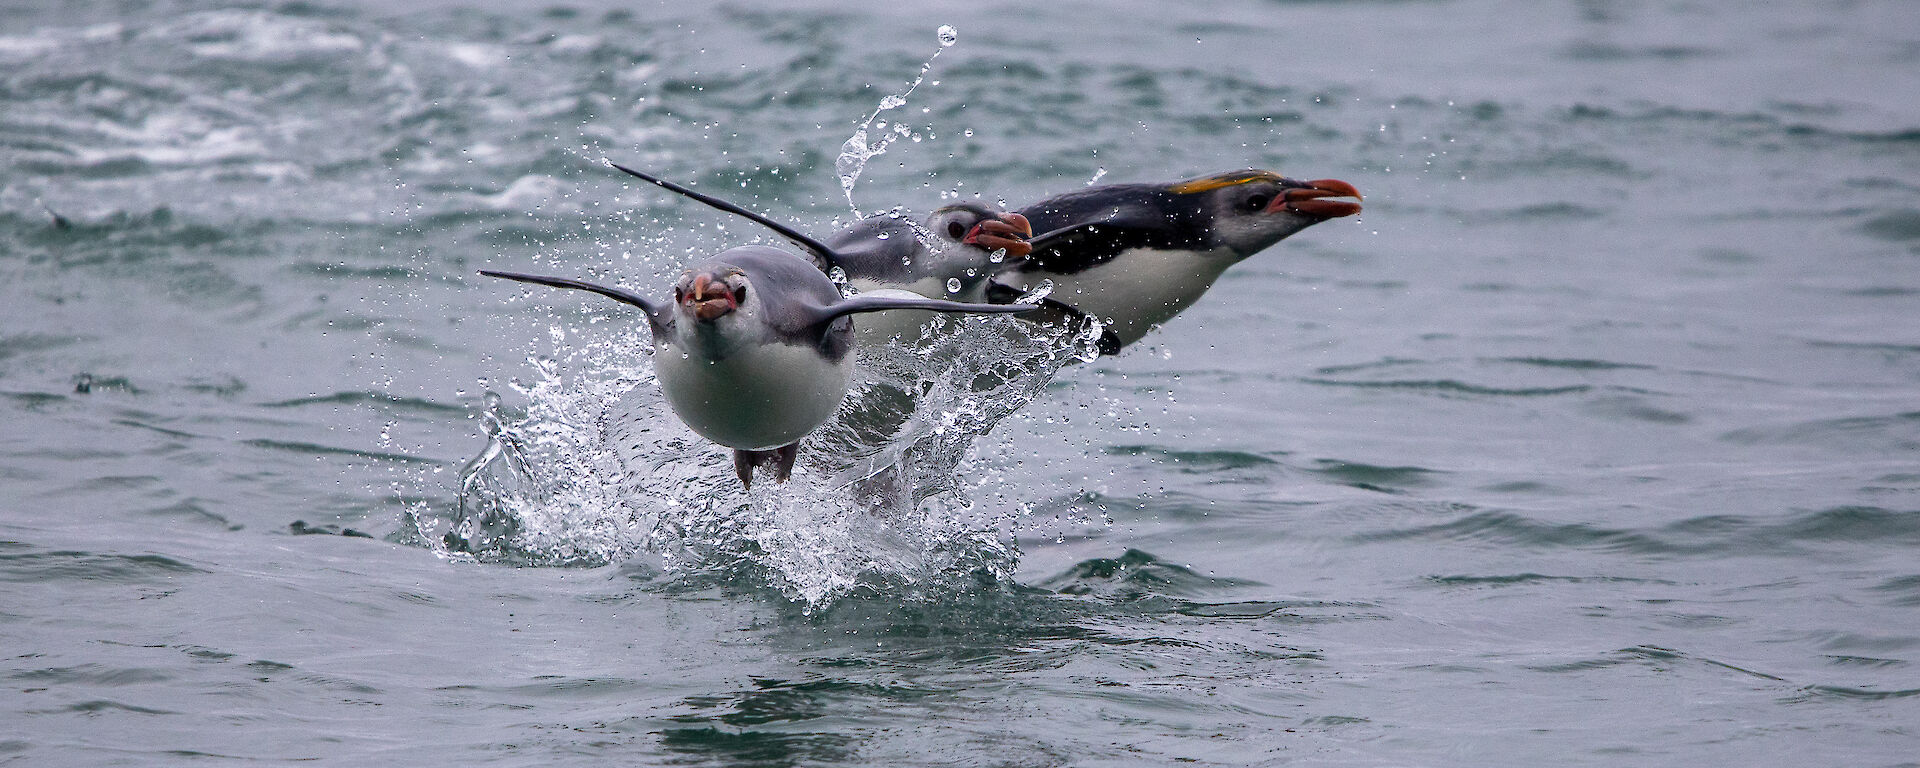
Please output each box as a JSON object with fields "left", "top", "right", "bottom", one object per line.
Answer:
{"left": 732, "top": 444, "right": 801, "bottom": 490}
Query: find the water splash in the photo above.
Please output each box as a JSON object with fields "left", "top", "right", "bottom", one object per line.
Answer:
{"left": 400, "top": 22, "right": 1118, "bottom": 607}
{"left": 835, "top": 26, "right": 957, "bottom": 216}
{"left": 411, "top": 306, "right": 1105, "bottom": 606}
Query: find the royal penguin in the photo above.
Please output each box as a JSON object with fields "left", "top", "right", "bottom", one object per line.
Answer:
{"left": 821, "top": 202, "right": 1035, "bottom": 344}
{"left": 993, "top": 169, "right": 1362, "bottom": 353}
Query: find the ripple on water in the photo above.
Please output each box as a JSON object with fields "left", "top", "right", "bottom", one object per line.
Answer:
{"left": 1870, "top": 575, "right": 1920, "bottom": 607}
{"left": 1783, "top": 685, "right": 1920, "bottom": 704}
{"left": 0, "top": 546, "right": 206, "bottom": 583}
{"left": 1037, "top": 549, "right": 1262, "bottom": 600}
{"left": 241, "top": 437, "right": 442, "bottom": 466}
{"left": 1859, "top": 209, "right": 1920, "bottom": 242}
{"left": 1360, "top": 506, "right": 1920, "bottom": 558}
{"left": 27, "top": 700, "right": 179, "bottom": 716}
{"left": 1104, "top": 445, "right": 1281, "bottom": 474}
{"left": 260, "top": 390, "right": 468, "bottom": 417}
{"left": 12, "top": 663, "right": 173, "bottom": 687}
{"left": 1579, "top": 394, "right": 1693, "bottom": 425}
{"left": 0, "top": 332, "right": 92, "bottom": 362}
{"left": 1424, "top": 573, "right": 1672, "bottom": 588}
{"left": 1491, "top": 356, "right": 1655, "bottom": 371}
{"left": 1721, "top": 411, "right": 1920, "bottom": 454}
{"left": 1306, "top": 459, "right": 1440, "bottom": 495}
{"left": 1527, "top": 645, "right": 1784, "bottom": 681}
{"left": 1300, "top": 377, "right": 1594, "bottom": 398}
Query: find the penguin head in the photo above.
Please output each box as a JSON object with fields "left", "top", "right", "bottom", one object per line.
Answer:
{"left": 926, "top": 203, "right": 1035, "bottom": 259}
{"left": 1175, "top": 170, "right": 1362, "bottom": 257}
{"left": 673, "top": 267, "right": 750, "bottom": 324}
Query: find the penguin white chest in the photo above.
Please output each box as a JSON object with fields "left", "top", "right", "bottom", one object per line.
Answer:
{"left": 655, "top": 339, "right": 853, "bottom": 451}
{"left": 1026, "top": 247, "right": 1237, "bottom": 347}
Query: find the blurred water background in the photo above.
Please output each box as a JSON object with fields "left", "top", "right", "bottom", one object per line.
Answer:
{"left": 3, "top": 0, "right": 1919, "bottom": 764}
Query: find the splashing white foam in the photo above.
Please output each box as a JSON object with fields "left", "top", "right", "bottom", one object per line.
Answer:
{"left": 414, "top": 307, "right": 1104, "bottom": 606}
{"left": 835, "top": 26, "right": 957, "bottom": 217}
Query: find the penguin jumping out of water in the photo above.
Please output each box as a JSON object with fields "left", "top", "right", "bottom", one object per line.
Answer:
{"left": 610, "top": 164, "right": 1038, "bottom": 346}
{"left": 821, "top": 202, "right": 1036, "bottom": 344}
{"left": 480, "top": 164, "right": 1036, "bottom": 489}
{"left": 996, "top": 169, "right": 1362, "bottom": 353}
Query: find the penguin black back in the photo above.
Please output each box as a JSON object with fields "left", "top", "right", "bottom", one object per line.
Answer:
{"left": 1014, "top": 184, "right": 1213, "bottom": 275}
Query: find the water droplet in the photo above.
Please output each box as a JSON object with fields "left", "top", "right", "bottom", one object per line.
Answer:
{"left": 987, "top": 248, "right": 1006, "bottom": 263}
{"left": 937, "top": 25, "right": 958, "bottom": 47}
{"left": 946, "top": 277, "right": 962, "bottom": 293}
{"left": 1019, "top": 279, "right": 1055, "bottom": 302}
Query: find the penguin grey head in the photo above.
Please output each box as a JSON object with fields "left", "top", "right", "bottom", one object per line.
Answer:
{"left": 667, "top": 258, "right": 775, "bottom": 361}
{"left": 1173, "top": 170, "right": 1363, "bottom": 258}
{"left": 926, "top": 203, "right": 1035, "bottom": 260}
{"left": 665, "top": 245, "right": 845, "bottom": 356}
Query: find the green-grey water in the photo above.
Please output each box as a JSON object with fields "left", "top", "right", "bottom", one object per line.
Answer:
{"left": 3, "top": 0, "right": 1919, "bottom": 765}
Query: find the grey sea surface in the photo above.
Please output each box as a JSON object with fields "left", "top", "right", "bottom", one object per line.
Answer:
{"left": 4, "top": 0, "right": 1919, "bottom": 765}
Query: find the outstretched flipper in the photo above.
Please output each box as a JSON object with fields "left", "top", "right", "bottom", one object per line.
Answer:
{"left": 732, "top": 444, "right": 800, "bottom": 490}
{"left": 806, "top": 293, "right": 1036, "bottom": 328}
{"left": 610, "top": 162, "right": 847, "bottom": 272}
{"left": 478, "top": 269, "right": 670, "bottom": 336}
{"left": 985, "top": 281, "right": 1123, "bottom": 356}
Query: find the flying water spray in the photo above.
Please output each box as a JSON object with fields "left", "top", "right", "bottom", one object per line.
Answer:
{"left": 835, "top": 25, "right": 959, "bottom": 217}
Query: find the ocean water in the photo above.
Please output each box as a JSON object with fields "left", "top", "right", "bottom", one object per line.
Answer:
{"left": 4, "top": 0, "right": 1919, "bottom": 764}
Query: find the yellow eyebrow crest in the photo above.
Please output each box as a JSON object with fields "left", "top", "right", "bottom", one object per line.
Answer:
{"left": 1168, "top": 170, "right": 1285, "bottom": 195}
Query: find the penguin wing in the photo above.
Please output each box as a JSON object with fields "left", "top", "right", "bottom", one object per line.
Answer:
{"left": 803, "top": 292, "right": 1036, "bottom": 327}
{"left": 478, "top": 270, "right": 670, "bottom": 336}
{"left": 984, "top": 281, "right": 1124, "bottom": 356}
{"left": 610, "top": 162, "right": 843, "bottom": 273}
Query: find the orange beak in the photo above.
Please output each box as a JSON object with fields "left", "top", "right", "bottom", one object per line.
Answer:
{"left": 962, "top": 213, "right": 1035, "bottom": 259}
{"left": 1271, "top": 179, "right": 1363, "bottom": 218}
{"left": 682, "top": 272, "right": 738, "bottom": 321}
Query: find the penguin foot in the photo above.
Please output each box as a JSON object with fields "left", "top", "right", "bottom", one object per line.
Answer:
{"left": 732, "top": 444, "right": 801, "bottom": 490}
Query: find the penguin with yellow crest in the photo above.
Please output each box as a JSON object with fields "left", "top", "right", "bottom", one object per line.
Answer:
{"left": 998, "top": 169, "right": 1362, "bottom": 354}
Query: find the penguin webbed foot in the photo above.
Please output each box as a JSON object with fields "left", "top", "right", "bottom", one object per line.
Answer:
{"left": 732, "top": 444, "right": 801, "bottom": 490}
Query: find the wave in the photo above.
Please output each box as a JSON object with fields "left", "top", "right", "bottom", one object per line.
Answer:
{"left": 0, "top": 545, "right": 207, "bottom": 583}
{"left": 1357, "top": 506, "right": 1920, "bottom": 556}
{"left": 261, "top": 390, "right": 467, "bottom": 416}
{"left": 1301, "top": 377, "right": 1592, "bottom": 397}
{"left": 1721, "top": 411, "right": 1920, "bottom": 453}
{"left": 1036, "top": 549, "right": 1262, "bottom": 599}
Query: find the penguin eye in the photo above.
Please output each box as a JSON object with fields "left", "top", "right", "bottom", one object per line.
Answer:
{"left": 1243, "top": 194, "right": 1272, "bottom": 212}
{"left": 947, "top": 220, "right": 967, "bottom": 240}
